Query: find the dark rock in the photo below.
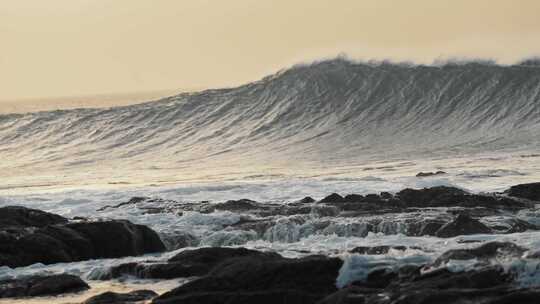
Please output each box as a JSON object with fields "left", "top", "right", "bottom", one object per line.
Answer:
{"left": 380, "top": 192, "right": 393, "bottom": 199}
{"left": 316, "top": 286, "right": 376, "bottom": 304}
{"left": 363, "top": 194, "right": 383, "bottom": 203}
{"left": 168, "top": 246, "right": 279, "bottom": 264}
{"left": 0, "top": 274, "right": 89, "bottom": 298}
{"left": 387, "top": 287, "right": 540, "bottom": 304}
{"left": 65, "top": 221, "right": 165, "bottom": 259}
{"left": 435, "top": 214, "right": 492, "bottom": 238}
{"left": 359, "top": 268, "right": 397, "bottom": 288}
{"left": 396, "top": 186, "right": 526, "bottom": 209}
{"left": 320, "top": 193, "right": 345, "bottom": 204}
{"left": 97, "top": 197, "right": 149, "bottom": 211}
{"left": 320, "top": 266, "right": 539, "bottom": 304}
{"left": 297, "top": 196, "right": 316, "bottom": 204}
{"left": 0, "top": 206, "right": 67, "bottom": 229}
{"left": 0, "top": 207, "right": 166, "bottom": 268}
{"left": 416, "top": 171, "right": 447, "bottom": 177}
{"left": 214, "top": 199, "right": 261, "bottom": 212}
{"left": 343, "top": 194, "right": 365, "bottom": 202}
{"left": 154, "top": 290, "right": 323, "bottom": 304}
{"left": 350, "top": 246, "right": 407, "bottom": 255}
{"left": 83, "top": 290, "right": 158, "bottom": 304}
{"left": 397, "top": 186, "right": 467, "bottom": 205}
{"left": 153, "top": 254, "right": 342, "bottom": 304}
{"left": 506, "top": 182, "right": 540, "bottom": 201}
{"left": 103, "top": 247, "right": 281, "bottom": 280}
{"left": 418, "top": 221, "right": 445, "bottom": 236}
{"left": 503, "top": 218, "right": 538, "bottom": 233}
{"left": 433, "top": 242, "right": 527, "bottom": 266}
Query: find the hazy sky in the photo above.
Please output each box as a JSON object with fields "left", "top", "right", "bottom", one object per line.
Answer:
{"left": 2, "top": 0, "right": 540, "bottom": 103}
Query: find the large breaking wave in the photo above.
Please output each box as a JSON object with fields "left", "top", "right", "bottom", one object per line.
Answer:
{"left": 1, "top": 59, "right": 540, "bottom": 179}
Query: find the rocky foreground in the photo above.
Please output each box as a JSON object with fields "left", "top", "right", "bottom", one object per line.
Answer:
{"left": 1, "top": 182, "right": 540, "bottom": 303}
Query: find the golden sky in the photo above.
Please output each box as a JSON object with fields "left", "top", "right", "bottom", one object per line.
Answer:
{"left": 1, "top": 0, "right": 540, "bottom": 104}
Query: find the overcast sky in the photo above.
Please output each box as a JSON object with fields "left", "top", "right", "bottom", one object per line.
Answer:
{"left": 2, "top": 0, "right": 540, "bottom": 103}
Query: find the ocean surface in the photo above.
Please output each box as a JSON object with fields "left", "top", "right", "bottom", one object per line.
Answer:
{"left": 1, "top": 59, "right": 540, "bottom": 303}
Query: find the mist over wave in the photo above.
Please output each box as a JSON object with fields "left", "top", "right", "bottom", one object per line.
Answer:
{"left": 1, "top": 59, "right": 540, "bottom": 185}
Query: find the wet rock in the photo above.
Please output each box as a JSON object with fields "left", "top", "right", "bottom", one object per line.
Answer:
{"left": 155, "top": 290, "right": 324, "bottom": 304}
{"left": 506, "top": 182, "right": 540, "bottom": 201}
{"left": 433, "top": 242, "right": 527, "bottom": 266}
{"left": 350, "top": 245, "right": 407, "bottom": 255}
{"left": 0, "top": 207, "right": 166, "bottom": 268}
{"left": 297, "top": 196, "right": 316, "bottom": 204}
{"left": 316, "top": 286, "right": 375, "bottom": 304}
{"left": 435, "top": 214, "right": 492, "bottom": 238}
{"left": 385, "top": 286, "right": 540, "bottom": 304}
{"left": 98, "top": 261, "right": 206, "bottom": 280}
{"left": 320, "top": 193, "right": 346, "bottom": 204}
{"left": 213, "top": 199, "right": 261, "bottom": 212}
{"left": 102, "top": 247, "right": 281, "bottom": 280}
{"left": 83, "top": 290, "right": 158, "bottom": 304}
{"left": 0, "top": 274, "right": 89, "bottom": 298}
{"left": 320, "top": 265, "right": 537, "bottom": 304}
{"left": 416, "top": 171, "right": 447, "bottom": 177}
{"left": 418, "top": 221, "right": 445, "bottom": 236}
{"left": 360, "top": 268, "right": 397, "bottom": 288}
{"left": 502, "top": 218, "right": 538, "bottom": 234}
{"left": 153, "top": 254, "right": 342, "bottom": 304}
{"left": 0, "top": 206, "right": 67, "bottom": 228}
{"left": 311, "top": 205, "right": 340, "bottom": 217}
{"left": 397, "top": 186, "right": 467, "bottom": 205}
{"left": 97, "top": 196, "right": 149, "bottom": 211}
{"left": 396, "top": 186, "right": 526, "bottom": 209}
{"left": 343, "top": 194, "right": 365, "bottom": 202}
{"left": 380, "top": 192, "right": 393, "bottom": 199}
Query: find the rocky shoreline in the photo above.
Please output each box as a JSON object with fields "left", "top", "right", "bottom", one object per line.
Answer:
{"left": 1, "top": 182, "right": 539, "bottom": 303}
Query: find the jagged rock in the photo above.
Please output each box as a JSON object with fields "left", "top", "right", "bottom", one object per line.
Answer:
{"left": 396, "top": 186, "right": 526, "bottom": 209}
{"left": 433, "top": 242, "right": 527, "bottom": 266}
{"left": 387, "top": 287, "right": 540, "bottom": 304}
{"left": 316, "top": 286, "right": 375, "bottom": 304}
{"left": 101, "top": 247, "right": 281, "bottom": 280}
{"left": 320, "top": 193, "right": 345, "bottom": 204}
{"left": 297, "top": 196, "right": 316, "bottom": 204}
{"left": 0, "top": 274, "right": 89, "bottom": 298}
{"left": 350, "top": 245, "right": 407, "bottom": 255}
{"left": 0, "top": 207, "right": 165, "bottom": 268}
{"left": 380, "top": 192, "right": 393, "bottom": 199}
{"left": 506, "top": 182, "right": 540, "bottom": 201}
{"left": 83, "top": 290, "right": 158, "bottom": 304}
{"left": 435, "top": 214, "right": 492, "bottom": 238}
{"left": 97, "top": 196, "right": 149, "bottom": 211}
{"left": 153, "top": 254, "right": 342, "bottom": 304}
{"left": 214, "top": 199, "right": 261, "bottom": 212}
{"left": 320, "top": 265, "right": 539, "bottom": 304}
{"left": 501, "top": 218, "right": 538, "bottom": 233}
{"left": 416, "top": 171, "right": 447, "bottom": 177}
{"left": 343, "top": 194, "right": 365, "bottom": 202}
{"left": 397, "top": 186, "right": 468, "bottom": 205}
{"left": 0, "top": 206, "right": 67, "bottom": 228}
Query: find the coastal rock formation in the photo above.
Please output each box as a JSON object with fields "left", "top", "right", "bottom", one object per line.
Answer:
{"left": 83, "top": 290, "right": 158, "bottom": 304}
{"left": 0, "top": 206, "right": 165, "bottom": 268}
{"left": 99, "top": 247, "right": 281, "bottom": 280}
{"left": 0, "top": 274, "right": 89, "bottom": 298}
{"left": 506, "top": 182, "right": 540, "bottom": 201}
{"left": 152, "top": 255, "right": 342, "bottom": 304}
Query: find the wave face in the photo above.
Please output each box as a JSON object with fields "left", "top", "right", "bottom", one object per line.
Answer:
{"left": 1, "top": 59, "right": 540, "bottom": 183}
